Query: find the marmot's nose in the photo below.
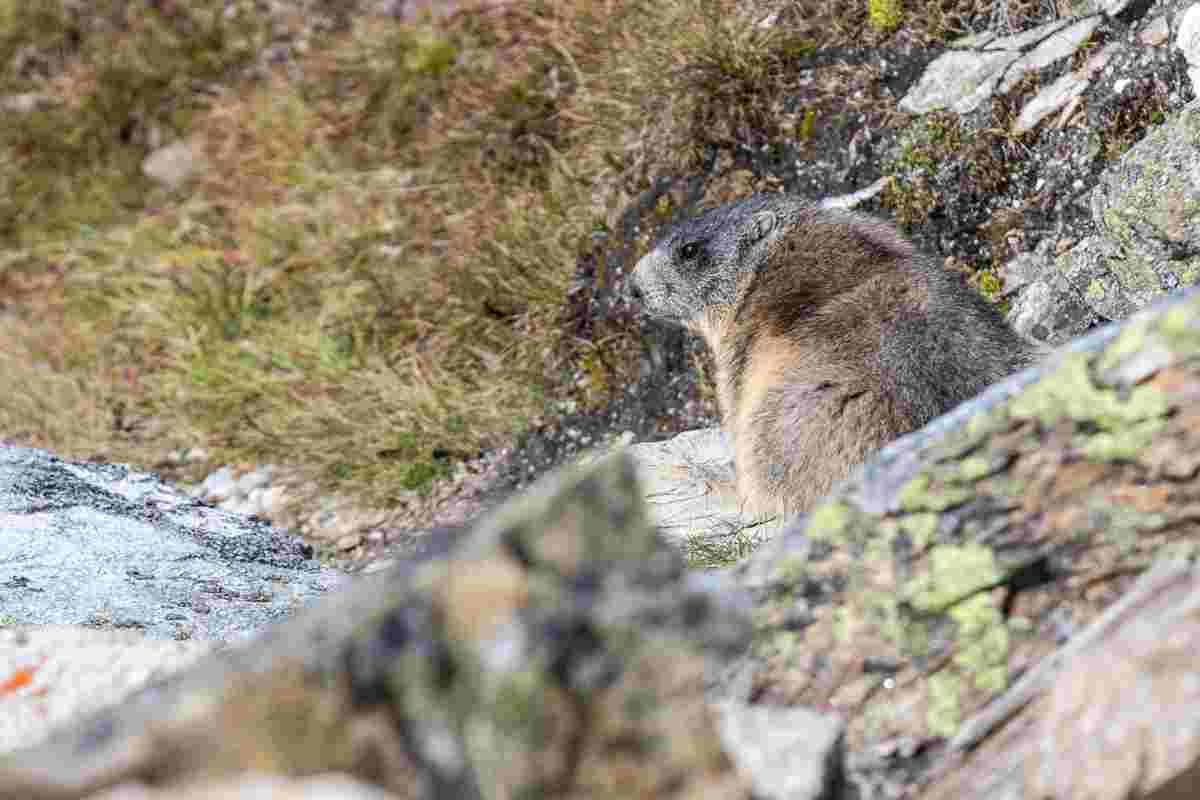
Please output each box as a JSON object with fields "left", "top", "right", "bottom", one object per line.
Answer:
{"left": 629, "top": 281, "right": 644, "bottom": 303}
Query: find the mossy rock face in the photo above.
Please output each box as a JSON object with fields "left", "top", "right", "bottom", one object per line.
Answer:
{"left": 733, "top": 286, "right": 1200, "bottom": 750}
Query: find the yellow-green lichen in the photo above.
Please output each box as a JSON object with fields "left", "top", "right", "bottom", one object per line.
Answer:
{"left": 1095, "top": 314, "right": 1155, "bottom": 375}
{"left": 1157, "top": 297, "right": 1200, "bottom": 351}
{"left": 927, "top": 671, "right": 962, "bottom": 738}
{"left": 807, "top": 499, "right": 852, "bottom": 540}
{"left": 832, "top": 606, "right": 855, "bottom": 643}
{"left": 771, "top": 554, "right": 809, "bottom": 587}
{"left": 898, "top": 512, "right": 938, "bottom": 551}
{"left": 949, "top": 593, "right": 1008, "bottom": 693}
{"left": 867, "top": 0, "right": 902, "bottom": 33}
{"left": 903, "top": 544, "right": 1009, "bottom": 721}
{"left": 1008, "top": 352, "right": 1170, "bottom": 428}
{"left": 897, "top": 473, "right": 972, "bottom": 513}
{"left": 1159, "top": 540, "right": 1200, "bottom": 562}
{"left": 1082, "top": 418, "right": 1167, "bottom": 462}
{"left": 953, "top": 455, "right": 992, "bottom": 484}
{"left": 907, "top": 544, "right": 1000, "bottom": 612}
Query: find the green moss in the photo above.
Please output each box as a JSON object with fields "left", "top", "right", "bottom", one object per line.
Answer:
{"left": 867, "top": 0, "right": 902, "bottom": 33}
{"left": 798, "top": 109, "right": 817, "bottom": 141}
{"left": 974, "top": 270, "right": 1002, "bottom": 301}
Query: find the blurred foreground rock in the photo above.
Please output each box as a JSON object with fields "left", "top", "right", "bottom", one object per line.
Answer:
{"left": 0, "top": 454, "right": 757, "bottom": 800}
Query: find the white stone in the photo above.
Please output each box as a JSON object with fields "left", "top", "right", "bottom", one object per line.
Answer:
{"left": 0, "top": 627, "right": 210, "bottom": 756}
{"left": 901, "top": 17, "right": 1101, "bottom": 115}
{"left": 1016, "top": 70, "right": 1089, "bottom": 133}
{"left": 999, "top": 16, "right": 1103, "bottom": 94}
{"left": 1179, "top": 5, "right": 1200, "bottom": 94}
{"left": 141, "top": 140, "right": 205, "bottom": 189}
{"left": 1178, "top": 5, "right": 1200, "bottom": 65}
{"left": 717, "top": 702, "right": 847, "bottom": 800}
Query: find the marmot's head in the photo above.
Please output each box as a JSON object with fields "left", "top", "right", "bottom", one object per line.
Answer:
{"left": 630, "top": 194, "right": 806, "bottom": 328}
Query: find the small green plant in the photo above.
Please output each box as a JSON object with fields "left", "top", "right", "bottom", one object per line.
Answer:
{"left": 868, "top": 0, "right": 902, "bottom": 33}
{"left": 684, "top": 526, "right": 770, "bottom": 568}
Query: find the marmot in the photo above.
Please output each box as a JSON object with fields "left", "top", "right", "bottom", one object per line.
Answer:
{"left": 630, "top": 193, "right": 1037, "bottom": 515}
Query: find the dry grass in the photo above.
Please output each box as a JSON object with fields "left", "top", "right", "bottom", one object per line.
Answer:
{"left": 0, "top": 0, "right": 1039, "bottom": 509}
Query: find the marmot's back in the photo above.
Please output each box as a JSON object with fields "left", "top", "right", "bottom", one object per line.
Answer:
{"left": 631, "top": 194, "right": 1037, "bottom": 515}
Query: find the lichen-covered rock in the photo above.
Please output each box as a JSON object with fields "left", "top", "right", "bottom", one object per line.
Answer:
{"left": 724, "top": 285, "right": 1200, "bottom": 795}
{"left": 922, "top": 559, "right": 1200, "bottom": 800}
{"left": 1091, "top": 99, "right": 1200, "bottom": 296}
{"left": 1006, "top": 255, "right": 1101, "bottom": 346}
{"left": 0, "top": 453, "right": 753, "bottom": 800}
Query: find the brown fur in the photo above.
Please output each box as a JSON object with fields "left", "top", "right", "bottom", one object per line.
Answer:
{"left": 634, "top": 195, "right": 1037, "bottom": 516}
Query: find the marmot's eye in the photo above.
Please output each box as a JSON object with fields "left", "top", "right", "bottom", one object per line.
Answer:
{"left": 680, "top": 242, "right": 701, "bottom": 260}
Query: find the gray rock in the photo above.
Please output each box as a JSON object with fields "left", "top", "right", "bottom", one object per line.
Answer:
{"left": 1091, "top": 98, "right": 1200, "bottom": 293}
{"left": 1007, "top": 97, "right": 1200, "bottom": 343}
{"left": 1006, "top": 268, "right": 1100, "bottom": 346}
{"left": 626, "top": 428, "right": 781, "bottom": 547}
{"left": 1014, "top": 42, "right": 1122, "bottom": 134}
{"left": 999, "top": 250, "right": 1053, "bottom": 298}
{"left": 0, "top": 445, "right": 343, "bottom": 640}
{"left": 900, "top": 16, "right": 1103, "bottom": 115}
{"left": 717, "top": 702, "right": 846, "bottom": 800}
{"left": 1055, "top": 235, "right": 1149, "bottom": 320}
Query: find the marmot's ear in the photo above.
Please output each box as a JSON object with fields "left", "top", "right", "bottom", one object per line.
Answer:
{"left": 750, "top": 211, "right": 777, "bottom": 241}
